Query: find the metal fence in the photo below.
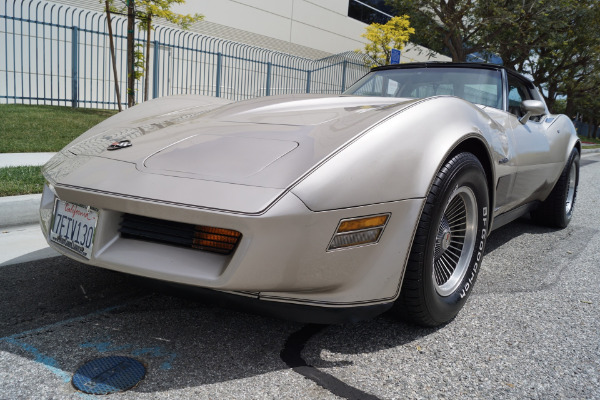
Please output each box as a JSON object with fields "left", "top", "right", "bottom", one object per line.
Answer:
{"left": 1, "top": 0, "right": 370, "bottom": 109}
{"left": 574, "top": 120, "right": 598, "bottom": 138}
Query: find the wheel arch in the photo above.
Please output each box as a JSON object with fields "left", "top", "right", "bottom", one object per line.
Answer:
{"left": 446, "top": 137, "right": 496, "bottom": 228}
{"left": 574, "top": 140, "right": 582, "bottom": 158}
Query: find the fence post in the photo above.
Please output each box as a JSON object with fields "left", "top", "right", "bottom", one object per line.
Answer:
{"left": 266, "top": 62, "right": 272, "bottom": 96}
{"left": 216, "top": 52, "right": 222, "bottom": 97}
{"left": 71, "top": 26, "right": 79, "bottom": 108}
{"left": 341, "top": 60, "right": 348, "bottom": 93}
{"left": 306, "top": 70, "right": 311, "bottom": 93}
{"left": 152, "top": 40, "right": 159, "bottom": 99}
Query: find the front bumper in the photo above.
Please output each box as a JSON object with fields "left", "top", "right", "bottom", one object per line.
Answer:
{"left": 40, "top": 182, "right": 423, "bottom": 319}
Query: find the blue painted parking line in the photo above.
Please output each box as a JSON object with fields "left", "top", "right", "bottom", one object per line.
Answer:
{"left": 81, "top": 336, "right": 177, "bottom": 371}
{"left": 3, "top": 337, "right": 72, "bottom": 383}
{"left": 0, "top": 304, "right": 125, "bottom": 342}
{"left": 0, "top": 296, "right": 177, "bottom": 396}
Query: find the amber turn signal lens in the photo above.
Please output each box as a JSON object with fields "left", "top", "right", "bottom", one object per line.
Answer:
{"left": 337, "top": 215, "right": 389, "bottom": 233}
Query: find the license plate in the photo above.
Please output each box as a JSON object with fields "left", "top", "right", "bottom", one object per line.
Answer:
{"left": 49, "top": 200, "right": 98, "bottom": 259}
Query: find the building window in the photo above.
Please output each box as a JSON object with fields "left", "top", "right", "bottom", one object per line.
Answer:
{"left": 348, "top": 0, "right": 394, "bottom": 24}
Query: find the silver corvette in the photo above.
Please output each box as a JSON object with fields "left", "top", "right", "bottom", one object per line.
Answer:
{"left": 40, "top": 63, "right": 580, "bottom": 326}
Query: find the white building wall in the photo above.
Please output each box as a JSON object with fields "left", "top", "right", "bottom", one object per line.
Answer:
{"left": 291, "top": 1, "right": 368, "bottom": 54}
{"left": 172, "top": 0, "right": 362, "bottom": 55}
{"left": 173, "top": 0, "right": 450, "bottom": 62}
{"left": 48, "top": 0, "right": 449, "bottom": 61}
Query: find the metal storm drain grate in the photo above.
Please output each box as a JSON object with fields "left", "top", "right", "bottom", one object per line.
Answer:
{"left": 72, "top": 356, "right": 146, "bottom": 395}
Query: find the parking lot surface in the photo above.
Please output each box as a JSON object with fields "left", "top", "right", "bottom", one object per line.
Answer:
{"left": 1, "top": 153, "right": 599, "bottom": 399}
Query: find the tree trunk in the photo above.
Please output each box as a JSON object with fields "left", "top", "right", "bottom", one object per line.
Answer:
{"left": 105, "top": 1, "right": 122, "bottom": 112}
{"left": 544, "top": 82, "right": 557, "bottom": 113}
{"left": 126, "top": 1, "right": 136, "bottom": 107}
{"left": 545, "top": 97, "right": 556, "bottom": 114}
{"left": 565, "top": 89, "right": 575, "bottom": 119}
{"left": 445, "top": 33, "right": 469, "bottom": 62}
{"left": 144, "top": 14, "right": 152, "bottom": 102}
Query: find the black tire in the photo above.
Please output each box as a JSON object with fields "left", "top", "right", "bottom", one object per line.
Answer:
{"left": 531, "top": 148, "right": 579, "bottom": 228}
{"left": 397, "top": 152, "right": 489, "bottom": 327}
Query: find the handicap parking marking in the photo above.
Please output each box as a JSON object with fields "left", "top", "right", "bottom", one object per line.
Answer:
{"left": 2, "top": 337, "right": 72, "bottom": 383}
{"left": 80, "top": 336, "right": 177, "bottom": 371}
{"left": 0, "top": 296, "right": 179, "bottom": 395}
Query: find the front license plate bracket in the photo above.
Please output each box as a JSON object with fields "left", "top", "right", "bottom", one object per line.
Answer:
{"left": 49, "top": 199, "right": 99, "bottom": 259}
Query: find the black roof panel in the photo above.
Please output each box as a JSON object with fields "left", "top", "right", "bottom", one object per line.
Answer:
{"left": 371, "top": 62, "right": 534, "bottom": 85}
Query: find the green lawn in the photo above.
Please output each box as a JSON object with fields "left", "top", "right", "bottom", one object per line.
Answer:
{"left": 0, "top": 104, "right": 117, "bottom": 196}
{"left": 0, "top": 166, "right": 45, "bottom": 196}
{"left": 0, "top": 104, "right": 117, "bottom": 153}
{"left": 579, "top": 135, "right": 600, "bottom": 148}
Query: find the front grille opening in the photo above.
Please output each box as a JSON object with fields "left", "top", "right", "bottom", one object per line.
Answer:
{"left": 120, "top": 214, "right": 242, "bottom": 255}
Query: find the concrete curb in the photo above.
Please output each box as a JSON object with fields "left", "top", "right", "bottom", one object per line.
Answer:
{"left": 0, "top": 194, "right": 41, "bottom": 228}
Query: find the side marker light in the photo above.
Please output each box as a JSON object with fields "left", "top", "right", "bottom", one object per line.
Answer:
{"left": 328, "top": 213, "right": 390, "bottom": 251}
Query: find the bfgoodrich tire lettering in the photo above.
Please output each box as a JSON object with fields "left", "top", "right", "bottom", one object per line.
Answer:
{"left": 531, "top": 147, "right": 579, "bottom": 228}
{"left": 397, "top": 152, "right": 489, "bottom": 326}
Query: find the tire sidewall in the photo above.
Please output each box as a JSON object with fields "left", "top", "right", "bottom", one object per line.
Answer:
{"left": 564, "top": 149, "right": 580, "bottom": 222}
{"left": 422, "top": 157, "right": 489, "bottom": 323}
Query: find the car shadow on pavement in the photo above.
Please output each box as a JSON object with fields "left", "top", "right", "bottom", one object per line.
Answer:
{"left": 478, "top": 216, "right": 597, "bottom": 295}
{"left": 483, "top": 215, "right": 568, "bottom": 254}
{"left": 0, "top": 255, "right": 443, "bottom": 396}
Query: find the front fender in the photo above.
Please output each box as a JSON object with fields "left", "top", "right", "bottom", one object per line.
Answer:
{"left": 291, "top": 97, "right": 505, "bottom": 211}
{"left": 552, "top": 114, "right": 580, "bottom": 160}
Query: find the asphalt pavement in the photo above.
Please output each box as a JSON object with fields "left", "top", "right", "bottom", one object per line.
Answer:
{"left": 0, "top": 152, "right": 598, "bottom": 399}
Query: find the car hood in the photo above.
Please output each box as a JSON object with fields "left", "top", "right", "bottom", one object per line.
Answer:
{"left": 52, "top": 94, "right": 417, "bottom": 188}
{"left": 44, "top": 94, "right": 419, "bottom": 213}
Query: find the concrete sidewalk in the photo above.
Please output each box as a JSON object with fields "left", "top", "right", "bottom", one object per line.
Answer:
{"left": 0, "top": 224, "right": 58, "bottom": 266}
{"left": 0, "top": 152, "right": 56, "bottom": 168}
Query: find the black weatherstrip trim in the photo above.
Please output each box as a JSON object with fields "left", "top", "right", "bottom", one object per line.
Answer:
{"left": 280, "top": 324, "right": 382, "bottom": 400}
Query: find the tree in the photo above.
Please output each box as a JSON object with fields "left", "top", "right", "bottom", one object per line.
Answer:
{"left": 386, "top": 0, "right": 600, "bottom": 121}
{"left": 104, "top": 0, "right": 122, "bottom": 111}
{"left": 126, "top": 0, "right": 136, "bottom": 107}
{"left": 485, "top": 0, "right": 600, "bottom": 112}
{"left": 360, "top": 15, "right": 415, "bottom": 67}
{"left": 103, "top": 0, "right": 202, "bottom": 108}
{"left": 567, "top": 69, "right": 600, "bottom": 139}
{"left": 385, "top": 0, "right": 493, "bottom": 62}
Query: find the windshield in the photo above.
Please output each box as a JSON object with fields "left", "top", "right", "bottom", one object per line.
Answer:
{"left": 344, "top": 67, "right": 503, "bottom": 109}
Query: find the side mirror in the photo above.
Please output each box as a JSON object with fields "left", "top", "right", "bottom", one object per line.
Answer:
{"left": 519, "top": 100, "right": 546, "bottom": 124}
